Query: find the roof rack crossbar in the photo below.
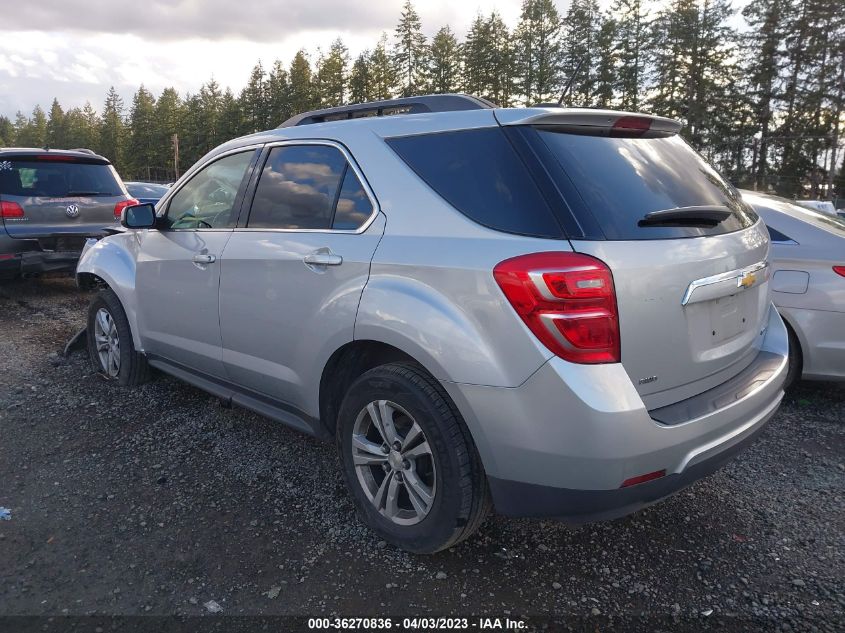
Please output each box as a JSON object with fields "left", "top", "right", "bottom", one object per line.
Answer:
{"left": 278, "top": 93, "right": 496, "bottom": 128}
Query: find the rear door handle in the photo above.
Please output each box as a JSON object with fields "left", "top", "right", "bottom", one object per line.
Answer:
{"left": 303, "top": 252, "right": 343, "bottom": 266}
{"left": 192, "top": 253, "right": 217, "bottom": 264}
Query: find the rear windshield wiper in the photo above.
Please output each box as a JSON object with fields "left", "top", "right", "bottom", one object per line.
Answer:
{"left": 638, "top": 205, "right": 733, "bottom": 228}
{"left": 66, "top": 190, "right": 112, "bottom": 196}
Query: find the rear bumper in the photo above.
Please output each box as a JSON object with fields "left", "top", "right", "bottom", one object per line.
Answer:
{"left": 442, "top": 305, "right": 788, "bottom": 521}
{"left": 0, "top": 251, "right": 81, "bottom": 277}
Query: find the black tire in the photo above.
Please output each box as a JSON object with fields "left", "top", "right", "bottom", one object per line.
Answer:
{"left": 337, "top": 362, "right": 490, "bottom": 553}
{"left": 784, "top": 325, "right": 803, "bottom": 390}
{"left": 86, "top": 288, "right": 150, "bottom": 386}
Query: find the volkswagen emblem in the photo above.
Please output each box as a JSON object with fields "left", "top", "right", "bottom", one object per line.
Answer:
{"left": 65, "top": 203, "right": 80, "bottom": 218}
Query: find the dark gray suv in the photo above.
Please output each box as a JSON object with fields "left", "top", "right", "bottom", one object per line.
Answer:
{"left": 0, "top": 148, "right": 137, "bottom": 279}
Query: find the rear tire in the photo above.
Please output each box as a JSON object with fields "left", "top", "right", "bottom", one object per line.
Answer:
{"left": 86, "top": 288, "right": 149, "bottom": 386}
{"left": 784, "top": 325, "right": 803, "bottom": 390}
{"left": 337, "top": 362, "right": 490, "bottom": 553}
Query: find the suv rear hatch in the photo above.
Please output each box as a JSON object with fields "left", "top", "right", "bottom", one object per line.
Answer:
{"left": 0, "top": 152, "right": 132, "bottom": 249}
{"left": 497, "top": 109, "right": 771, "bottom": 409}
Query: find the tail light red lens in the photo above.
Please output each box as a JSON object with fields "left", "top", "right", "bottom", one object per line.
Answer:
{"left": 114, "top": 198, "right": 140, "bottom": 219}
{"left": 493, "top": 252, "right": 621, "bottom": 364}
{"left": 0, "top": 201, "right": 25, "bottom": 218}
{"left": 834, "top": 266, "right": 845, "bottom": 278}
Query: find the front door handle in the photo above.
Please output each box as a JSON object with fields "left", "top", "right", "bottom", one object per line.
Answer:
{"left": 303, "top": 252, "right": 343, "bottom": 266}
{"left": 192, "top": 253, "right": 217, "bottom": 264}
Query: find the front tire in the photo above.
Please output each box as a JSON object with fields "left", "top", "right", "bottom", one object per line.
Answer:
{"left": 86, "top": 288, "right": 149, "bottom": 386}
{"left": 337, "top": 362, "right": 490, "bottom": 553}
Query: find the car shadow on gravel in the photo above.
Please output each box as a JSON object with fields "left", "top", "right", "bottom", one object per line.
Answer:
{"left": 0, "top": 278, "right": 842, "bottom": 630}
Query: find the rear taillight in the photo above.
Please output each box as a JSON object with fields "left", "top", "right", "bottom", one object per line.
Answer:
{"left": 493, "top": 252, "right": 621, "bottom": 364}
{"left": 114, "top": 198, "right": 140, "bottom": 219}
{"left": 834, "top": 266, "right": 845, "bottom": 278}
{"left": 0, "top": 201, "right": 24, "bottom": 218}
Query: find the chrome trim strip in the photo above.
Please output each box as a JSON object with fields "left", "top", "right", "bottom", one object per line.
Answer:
{"left": 681, "top": 261, "right": 769, "bottom": 307}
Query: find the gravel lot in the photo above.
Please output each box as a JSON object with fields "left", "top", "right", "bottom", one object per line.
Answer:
{"left": 0, "top": 277, "right": 843, "bottom": 631}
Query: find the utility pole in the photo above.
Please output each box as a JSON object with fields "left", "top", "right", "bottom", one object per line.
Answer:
{"left": 172, "top": 133, "right": 180, "bottom": 180}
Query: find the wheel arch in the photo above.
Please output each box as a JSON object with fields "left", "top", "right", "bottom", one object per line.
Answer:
{"left": 76, "top": 237, "right": 143, "bottom": 350}
{"left": 319, "top": 340, "right": 420, "bottom": 438}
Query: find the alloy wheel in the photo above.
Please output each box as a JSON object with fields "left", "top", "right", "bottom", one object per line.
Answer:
{"left": 351, "top": 399, "right": 437, "bottom": 526}
{"left": 93, "top": 307, "right": 120, "bottom": 377}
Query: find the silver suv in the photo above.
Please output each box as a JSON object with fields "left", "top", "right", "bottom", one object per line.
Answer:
{"left": 77, "top": 95, "right": 788, "bottom": 553}
{"left": 1, "top": 148, "right": 136, "bottom": 279}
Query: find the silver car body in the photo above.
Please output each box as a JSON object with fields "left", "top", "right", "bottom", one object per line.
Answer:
{"left": 742, "top": 190, "right": 845, "bottom": 382}
{"left": 77, "top": 106, "right": 788, "bottom": 520}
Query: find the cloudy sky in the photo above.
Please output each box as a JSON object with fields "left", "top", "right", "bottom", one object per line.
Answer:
{"left": 0, "top": 0, "right": 537, "bottom": 118}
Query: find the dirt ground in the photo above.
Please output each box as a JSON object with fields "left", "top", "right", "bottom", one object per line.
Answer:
{"left": 0, "top": 277, "right": 843, "bottom": 632}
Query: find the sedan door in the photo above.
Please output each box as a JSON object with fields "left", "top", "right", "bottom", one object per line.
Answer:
{"left": 135, "top": 148, "right": 259, "bottom": 378}
{"left": 218, "top": 142, "right": 384, "bottom": 413}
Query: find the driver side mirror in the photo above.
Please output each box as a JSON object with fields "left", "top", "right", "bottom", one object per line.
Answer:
{"left": 120, "top": 203, "right": 156, "bottom": 229}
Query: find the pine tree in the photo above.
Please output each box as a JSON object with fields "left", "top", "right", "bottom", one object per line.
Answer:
{"left": 289, "top": 50, "right": 317, "bottom": 115}
{"left": 429, "top": 26, "right": 460, "bottom": 94}
{"left": 594, "top": 16, "right": 618, "bottom": 107}
{"left": 318, "top": 38, "right": 349, "bottom": 107}
{"left": 349, "top": 52, "right": 373, "bottom": 103}
{"left": 15, "top": 106, "right": 48, "bottom": 148}
{"left": 46, "top": 98, "right": 66, "bottom": 149}
{"left": 513, "top": 0, "right": 565, "bottom": 105}
{"left": 219, "top": 88, "right": 243, "bottom": 141}
{"left": 63, "top": 107, "right": 99, "bottom": 152}
{"left": 267, "top": 59, "right": 291, "bottom": 125}
{"left": 561, "top": 0, "right": 603, "bottom": 107}
{"left": 462, "top": 14, "right": 488, "bottom": 98}
{"left": 240, "top": 62, "right": 268, "bottom": 134}
{"left": 610, "top": 0, "right": 649, "bottom": 110}
{"left": 127, "top": 85, "right": 157, "bottom": 179}
{"left": 100, "top": 87, "right": 126, "bottom": 170}
{"left": 393, "top": 0, "right": 428, "bottom": 96}
{"left": 153, "top": 88, "right": 183, "bottom": 179}
{"left": 742, "top": 0, "right": 788, "bottom": 189}
{"left": 0, "top": 115, "right": 14, "bottom": 146}
{"left": 370, "top": 34, "right": 398, "bottom": 100}
{"left": 486, "top": 12, "right": 515, "bottom": 106}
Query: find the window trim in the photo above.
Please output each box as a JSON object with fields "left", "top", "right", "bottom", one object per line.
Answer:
{"left": 155, "top": 144, "right": 263, "bottom": 232}
{"left": 238, "top": 139, "right": 380, "bottom": 234}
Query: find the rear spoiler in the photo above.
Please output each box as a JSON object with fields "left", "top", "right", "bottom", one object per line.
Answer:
{"left": 494, "top": 108, "right": 682, "bottom": 137}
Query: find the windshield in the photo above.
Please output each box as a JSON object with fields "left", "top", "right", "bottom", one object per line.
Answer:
{"left": 0, "top": 159, "right": 123, "bottom": 197}
{"left": 126, "top": 182, "right": 169, "bottom": 198}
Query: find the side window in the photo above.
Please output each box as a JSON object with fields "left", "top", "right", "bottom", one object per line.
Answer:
{"left": 166, "top": 151, "right": 255, "bottom": 229}
{"left": 247, "top": 144, "right": 373, "bottom": 230}
{"left": 766, "top": 225, "right": 795, "bottom": 244}
{"left": 333, "top": 166, "right": 374, "bottom": 230}
{"left": 386, "top": 128, "right": 563, "bottom": 238}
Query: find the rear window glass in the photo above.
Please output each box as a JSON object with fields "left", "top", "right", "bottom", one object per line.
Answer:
{"left": 386, "top": 128, "right": 563, "bottom": 238}
{"left": 532, "top": 130, "right": 758, "bottom": 240}
{"left": 0, "top": 159, "right": 122, "bottom": 198}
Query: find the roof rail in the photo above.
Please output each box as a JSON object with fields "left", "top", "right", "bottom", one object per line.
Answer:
{"left": 278, "top": 94, "right": 496, "bottom": 128}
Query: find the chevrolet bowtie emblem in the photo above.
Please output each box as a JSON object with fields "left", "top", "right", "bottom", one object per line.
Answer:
{"left": 738, "top": 271, "right": 757, "bottom": 289}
